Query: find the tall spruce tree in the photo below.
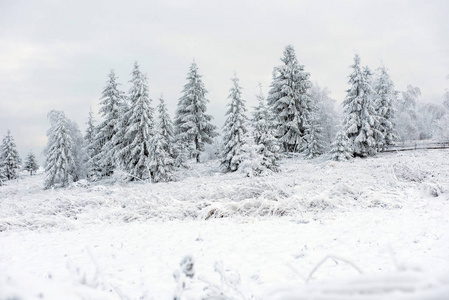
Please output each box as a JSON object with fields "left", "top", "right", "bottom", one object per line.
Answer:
{"left": 44, "top": 111, "right": 76, "bottom": 189}
{"left": 221, "top": 75, "right": 248, "bottom": 172}
{"left": 374, "top": 65, "right": 397, "bottom": 150}
{"left": 94, "top": 70, "right": 126, "bottom": 177}
{"left": 24, "top": 151, "right": 39, "bottom": 176}
{"left": 342, "top": 54, "right": 379, "bottom": 157}
{"left": 267, "top": 45, "right": 312, "bottom": 152}
{"left": 0, "top": 130, "right": 21, "bottom": 180}
{"left": 118, "top": 62, "right": 154, "bottom": 181}
{"left": 174, "top": 61, "right": 218, "bottom": 163}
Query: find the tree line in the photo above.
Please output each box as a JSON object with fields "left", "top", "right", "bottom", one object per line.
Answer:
{"left": 1, "top": 45, "right": 448, "bottom": 188}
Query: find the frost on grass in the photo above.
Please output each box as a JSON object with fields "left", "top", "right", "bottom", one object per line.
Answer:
{"left": 1, "top": 150, "right": 448, "bottom": 231}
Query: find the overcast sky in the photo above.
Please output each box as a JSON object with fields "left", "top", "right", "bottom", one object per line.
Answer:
{"left": 1, "top": 0, "right": 448, "bottom": 162}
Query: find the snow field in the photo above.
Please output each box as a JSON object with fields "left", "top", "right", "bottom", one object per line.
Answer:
{"left": 1, "top": 150, "right": 449, "bottom": 299}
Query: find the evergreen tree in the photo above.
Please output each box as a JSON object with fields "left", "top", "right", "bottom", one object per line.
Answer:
{"left": 85, "top": 109, "right": 101, "bottom": 180}
{"left": 174, "top": 61, "right": 218, "bottom": 163}
{"left": 221, "top": 75, "right": 248, "bottom": 172}
{"left": 309, "top": 83, "right": 339, "bottom": 150}
{"left": 267, "top": 45, "right": 312, "bottom": 152}
{"left": 250, "top": 85, "right": 281, "bottom": 173}
{"left": 158, "top": 95, "right": 176, "bottom": 159}
{"left": 66, "top": 118, "right": 86, "bottom": 181}
{"left": 330, "top": 131, "right": 353, "bottom": 161}
{"left": 395, "top": 85, "right": 420, "bottom": 142}
{"left": 94, "top": 70, "right": 126, "bottom": 177}
{"left": 302, "top": 106, "right": 325, "bottom": 159}
{"left": 44, "top": 111, "right": 76, "bottom": 189}
{"left": 149, "top": 130, "right": 174, "bottom": 183}
{"left": 24, "top": 151, "right": 39, "bottom": 176}
{"left": 147, "top": 96, "right": 176, "bottom": 183}
{"left": 0, "top": 130, "right": 21, "bottom": 180}
{"left": 117, "top": 62, "right": 154, "bottom": 181}
{"left": 342, "top": 54, "right": 379, "bottom": 157}
{"left": 373, "top": 66, "right": 397, "bottom": 150}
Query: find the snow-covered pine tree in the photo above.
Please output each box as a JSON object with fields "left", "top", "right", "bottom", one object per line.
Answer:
{"left": 330, "top": 130, "right": 353, "bottom": 161}
{"left": 157, "top": 96, "right": 176, "bottom": 160}
{"left": 0, "top": 130, "right": 21, "bottom": 180}
{"left": 84, "top": 109, "right": 101, "bottom": 180}
{"left": 250, "top": 85, "right": 281, "bottom": 173}
{"left": 373, "top": 65, "right": 397, "bottom": 150}
{"left": 308, "top": 83, "right": 339, "bottom": 150}
{"left": 395, "top": 85, "right": 420, "bottom": 142}
{"left": 44, "top": 111, "right": 76, "bottom": 189}
{"left": 267, "top": 45, "right": 312, "bottom": 153}
{"left": 66, "top": 119, "right": 86, "bottom": 181}
{"left": 147, "top": 95, "right": 176, "bottom": 183}
{"left": 24, "top": 151, "right": 39, "bottom": 176}
{"left": 117, "top": 62, "right": 154, "bottom": 181}
{"left": 342, "top": 54, "right": 379, "bottom": 157}
{"left": 94, "top": 70, "right": 126, "bottom": 178}
{"left": 174, "top": 61, "right": 218, "bottom": 163}
{"left": 221, "top": 75, "right": 248, "bottom": 172}
{"left": 302, "top": 105, "right": 326, "bottom": 159}
{"left": 149, "top": 129, "right": 174, "bottom": 183}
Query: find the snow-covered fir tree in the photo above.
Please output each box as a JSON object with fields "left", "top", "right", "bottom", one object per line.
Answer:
{"left": 24, "top": 151, "right": 39, "bottom": 176}
{"left": 174, "top": 61, "right": 218, "bottom": 163}
{"left": 308, "top": 83, "right": 339, "bottom": 150}
{"left": 117, "top": 62, "right": 154, "bottom": 181}
{"left": 44, "top": 111, "right": 76, "bottom": 189}
{"left": 395, "top": 85, "right": 420, "bottom": 142}
{"left": 330, "top": 130, "right": 353, "bottom": 161}
{"left": 94, "top": 70, "right": 126, "bottom": 178}
{"left": 157, "top": 96, "right": 176, "bottom": 161}
{"left": 66, "top": 119, "right": 86, "bottom": 181}
{"left": 267, "top": 45, "right": 312, "bottom": 152}
{"left": 373, "top": 65, "right": 397, "bottom": 150}
{"left": 0, "top": 130, "right": 21, "bottom": 180}
{"left": 302, "top": 106, "right": 326, "bottom": 159}
{"left": 84, "top": 109, "right": 101, "bottom": 180}
{"left": 342, "top": 54, "right": 379, "bottom": 157}
{"left": 147, "top": 96, "right": 176, "bottom": 182}
{"left": 149, "top": 130, "right": 174, "bottom": 183}
{"left": 249, "top": 85, "right": 280, "bottom": 174}
{"left": 221, "top": 75, "right": 248, "bottom": 172}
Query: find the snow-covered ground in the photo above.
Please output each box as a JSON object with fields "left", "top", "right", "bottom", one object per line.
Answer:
{"left": 1, "top": 150, "right": 449, "bottom": 299}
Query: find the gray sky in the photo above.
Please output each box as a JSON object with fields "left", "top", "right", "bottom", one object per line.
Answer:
{"left": 1, "top": 0, "right": 448, "bottom": 163}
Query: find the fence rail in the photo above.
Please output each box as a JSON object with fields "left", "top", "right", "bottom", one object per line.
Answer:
{"left": 383, "top": 141, "right": 449, "bottom": 152}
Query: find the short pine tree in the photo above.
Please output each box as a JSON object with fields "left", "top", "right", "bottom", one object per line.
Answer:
{"left": 374, "top": 66, "right": 397, "bottom": 150}
{"left": 157, "top": 96, "right": 176, "bottom": 160}
{"left": 118, "top": 62, "right": 154, "bottom": 181}
{"left": 85, "top": 109, "right": 101, "bottom": 180}
{"left": 342, "top": 54, "right": 379, "bottom": 157}
{"left": 149, "top": 129, "right": 174, "bottom": 183}
{"left": 221, "top": 75, "right": 248, "bottom": 172}
{"left": 251, "top": 86, "right": 281, "bottom": 173}
{"left": 302, "top": 107, "right": 326, "bottom": 159}
{"left": 175, "top": 61, "right": 218, "bottom": 163}
{"left": 330, "top": 130, "right": 353, "bottom": 161}
{"left": 267, "top": 45, "right": 312, "bottom": 152}
{"left": 0, "top": 130, "right": 21, "bottom": 180}
{"left": 44, "top": 111, "right": 76, "bottom": 189}
{"left": 24, "top": 151, "right": 39, "bottom": 176}
{"left": 95, "top": 70, "right": 127, "bottom": 177}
